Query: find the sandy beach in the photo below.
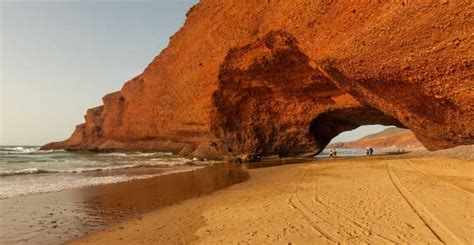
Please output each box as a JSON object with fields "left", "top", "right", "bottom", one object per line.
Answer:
{"left": 72, "top": 156, "right": 473, "bottom": 244}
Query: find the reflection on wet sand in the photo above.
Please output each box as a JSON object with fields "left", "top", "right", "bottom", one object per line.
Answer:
{"left": 0, "top": 163, "right": 248, "bottom": 245}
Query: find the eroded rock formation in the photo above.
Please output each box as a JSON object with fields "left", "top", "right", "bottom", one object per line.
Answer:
{"left": 42, "top": 1, "right": 474, "bottom": 157}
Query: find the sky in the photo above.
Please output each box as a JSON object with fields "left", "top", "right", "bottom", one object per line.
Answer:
{"left": 0, "top": 0, "right": 388, "bottom": 146}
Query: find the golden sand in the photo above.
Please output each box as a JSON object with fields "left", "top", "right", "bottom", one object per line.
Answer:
{"left": 71, "top": 157, "right": 473, "bottom": 244}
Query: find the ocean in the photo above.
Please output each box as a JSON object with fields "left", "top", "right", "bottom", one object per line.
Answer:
{"left": 0, "top": 146, "right": 376, "bottom": 200}
{"left": 0, "top": 146, "right": 204, "bottom": 199}
{"left": 0, "top": 146, "right": 248, "bottom": 244}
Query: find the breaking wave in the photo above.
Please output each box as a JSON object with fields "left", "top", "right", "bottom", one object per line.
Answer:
{"left": 0, "top": 166, "right": 204, "bottom": 199}
{"left": 0, "top": 146, "right": 214, "bottom": 199}
{"left": 0, "top": 159, "right": 194, "bottom": 177}
{"left": 0, "top": 146, "right": 64, "bottom": 155}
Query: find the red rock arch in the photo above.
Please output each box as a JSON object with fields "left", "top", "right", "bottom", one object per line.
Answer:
{"left": 212, "top": 30, "right": 468, "bottom": 157}
{"left": 211, "top": 31, "right": 405, "bottom": 156}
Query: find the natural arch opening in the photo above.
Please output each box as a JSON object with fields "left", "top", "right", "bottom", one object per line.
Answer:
{"left": 309, "top": 107, "right": 405, "bottom": 155}
{"left": 323, "top": 124, "right": 424, "bottom": 156}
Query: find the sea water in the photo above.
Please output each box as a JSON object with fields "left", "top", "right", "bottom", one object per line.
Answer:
{"left": 0, "top": 146, "right": 204, "bottom": 199}
{"left": 0, "top": 146, "right": 248, "bottom": 244}
{"left": 0, "top": 146, "right": 379, "bottom": 200}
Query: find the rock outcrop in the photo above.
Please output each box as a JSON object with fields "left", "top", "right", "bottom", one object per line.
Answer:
{"left": 329, "top": 127, "right": 424, "bottom": 149}
{"left": 42, "top": 1, "right": 474, "bottom": 158}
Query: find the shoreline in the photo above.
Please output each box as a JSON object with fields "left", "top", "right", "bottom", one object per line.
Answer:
{"left": 0, "top": 163, "right": 249, "bottom": 244}
{"left": 71, "top": 155, "right": 473, "bottom": 244}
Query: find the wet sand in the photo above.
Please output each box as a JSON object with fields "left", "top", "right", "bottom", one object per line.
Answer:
{"left": 72, "top": 156, "right": 473, "bottom": 244}
{"left": 0, "top": 163, "right": 248, "bottom": 244}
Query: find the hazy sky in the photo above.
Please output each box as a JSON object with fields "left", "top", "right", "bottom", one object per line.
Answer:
{"left": 1, "top": 0, "right": 387, "bottom": 146}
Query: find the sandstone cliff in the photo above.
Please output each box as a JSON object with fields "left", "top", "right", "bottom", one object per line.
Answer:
{"left": 329, "top": 127, "right": 424, "bottom": 149}
{"left": 42, "top": 1, "right": 474, "bottom": 158}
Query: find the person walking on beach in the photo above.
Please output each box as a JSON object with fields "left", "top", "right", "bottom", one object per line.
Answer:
{"left": 329, "top": 149, "right": 335, "bottom": 160}
{"left": 369, "top": 147, "right": 374, "bottom": 156}
{"left": 366, "top": 147, "right": 370, "bottom": 156}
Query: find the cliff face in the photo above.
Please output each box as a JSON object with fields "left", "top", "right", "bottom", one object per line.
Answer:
{"left": 42, "top": 1, "right": 474, "bottom": 157}
{"left": 329, "top": 127, "right": 424, "bottom": 149}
